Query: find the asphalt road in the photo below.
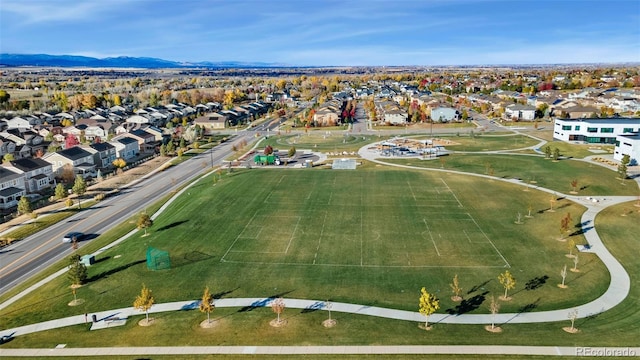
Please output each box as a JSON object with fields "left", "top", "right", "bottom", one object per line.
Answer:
{"left": 0, "top": 133, "right": 255, "bottom": 297}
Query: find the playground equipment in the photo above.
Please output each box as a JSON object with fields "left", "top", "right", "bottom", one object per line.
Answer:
{"left": 254, "top": 154, "right": 281, "bottom": 165}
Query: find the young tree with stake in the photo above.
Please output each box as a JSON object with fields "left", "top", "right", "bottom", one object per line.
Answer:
{"left": 133, "top": 284, "right": 155, "bottom": 325}
{"left": 199, "top": 287, "right": 215, "bottom": 325}
{"left": 450, "top": 274, "right": 463, "bottom": 302}
{"left": 418, "top": 287, "right": 440, "bottom": 330}
{"left": 271, "top": 297, "right": 286, "bottom": 325}
{"left": 498, "top": 271, "right": 516, "bottom": 300}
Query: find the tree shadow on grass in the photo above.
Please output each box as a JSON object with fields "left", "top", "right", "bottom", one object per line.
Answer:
{"left": 499, "top": 297, "right": 541, "bottom": 325}
{"left": 171, "top": 251, "right": 212, "bottom": 268}
{"left": 300, "top": 300, "right": 327, "bottom": 314}
{"left": 569, "top": 226, "right": 594, "bottom": 237}
{"left": 156, "top": 220, "right": 189, "bottom": 231}
{"left": 467, "top": 279, "right": 491, "bottom": 295}
{"left": 511, "top": 275, "right": 549, "bottom": 297}
{"left": 565, "top": 269, "right": 592, "bottom": 285}
{"left": 86, "top": 259, "right": 146, "bottom": 283}
{"left": 237, "top": 290, "right": 294, "bottom": 313}
{"left": 446, "top": 292, "right": 488, "bottom": 315}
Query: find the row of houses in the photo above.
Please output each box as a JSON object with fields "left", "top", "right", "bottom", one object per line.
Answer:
{"left": 0, "top": 129, "right": 155, "bottom": 211}
{"left": 193, "top": 102, "right": 270, "bottom": 131}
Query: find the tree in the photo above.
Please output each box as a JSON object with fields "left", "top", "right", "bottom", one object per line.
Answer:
{"left": 113, "top": 157, "right": 127, "bottom": 170}
{"left": 487, "top": 295, "right": 501, "bottom": 332}
{"left": 67, "top": 254, "right": 87, "bottom": 286}
{"left": 199, "top": 287, "right": 215, "bottom": 324}
{"left": 418, "top": 287, "right": 439, "bottom": 330}
{"left": 72, "top": 175, "right": 87, "bottom": 209}
{"left": 543, "top": 145, "right": 552, "bottom": 159}
{"left": 65, "top": 134, "right": 80, "bottom": 149}
{"left": 17, "top": 196, "right": 32, "bottom": 215}
{"left": 450, "top": 274, "right": 463, "bottom": 301}
{"left": 264, "top": 145, "right": 274, "bottom": 155}
{"left": 618, "top": 154, "right": 630, "bottom": 180}
{"left": 552, "top": 147, "right": 560, "bottom": 161}
{"left": 137, "top": 212, "right": 153, "bottom": 236}
{"left": 271, "top": 297, "right": 286, "bottom": 324}
{"left": 0, "top": 89, "right": 10, "bottom": 103}
{"left": 566, "top": 238, "right": 576, "bottom": 258}
{"left": 133, "top": 284, "right": 155, "bottom": 324}
{"left": 288, "top": 146, "right": 296, "bottom": 158}
{"left": 571, "top": 254, "right": 580, "bottom": 272}
{"left": 570, "top": 179, "right": 578, "bottom": 194}
{"left": 564, "top": 309, "right": 579, "bottom": 333}
{"left": 2, "top": 153, "right": 14, "bottom": 164}
{"left": 498, "top": 270, "right": 516, "bottom": 300}
{"left": 559, "top": 264, "right": 568, "bottom": 288}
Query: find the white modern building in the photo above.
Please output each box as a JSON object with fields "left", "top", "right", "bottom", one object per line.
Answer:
{"left": 614, "top": 133, "right": 640, "bottom": 165}
{"left": 553, "top": 118, "right": 640, "bottom": 144}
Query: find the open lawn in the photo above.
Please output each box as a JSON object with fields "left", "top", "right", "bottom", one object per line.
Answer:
{"left": 385, "top": 154, "right": 639, "bottom": 196}
{"left": 1, "top": 167, "right": 613, "bottom": 349}
{"left": 411, "top": 134, "right": 540, "bottom": 152}
{"left": 263, "top": 133, "right": 388, "bottom": 153}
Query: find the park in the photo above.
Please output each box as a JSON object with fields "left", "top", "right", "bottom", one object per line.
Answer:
{"left": 0, "top": 132, "right": 639, "bottom": 353}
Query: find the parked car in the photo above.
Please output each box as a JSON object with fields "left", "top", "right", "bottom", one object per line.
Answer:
{"left": 62, "top": 232, "right": 84, "bottom": 243}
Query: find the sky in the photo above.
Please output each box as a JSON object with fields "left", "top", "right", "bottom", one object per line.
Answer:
{"left": 1, "top": 0, "right": 639, "bottom": 66}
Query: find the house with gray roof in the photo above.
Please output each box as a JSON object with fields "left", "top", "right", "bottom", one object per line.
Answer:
{"left": 0, "top": 167, "right": 25, "bottom": 211}
{"left": 2, "top": 157, "right": 54, "bottom": 193}
{"left": 42, "top": 146, "right": 96, "bottom": 179}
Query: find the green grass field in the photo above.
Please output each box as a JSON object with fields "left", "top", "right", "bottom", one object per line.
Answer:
{"left": 413, "top": 134, "right": 541, "bottom": 152}
{"left": 1, "top": 167, "right": 609, "bottom": 340}
{"left": 263, "top": 133, "right": 387, "bottom": 153}
{"left": 385, "top": 154, "right": 639, "bottom": 196}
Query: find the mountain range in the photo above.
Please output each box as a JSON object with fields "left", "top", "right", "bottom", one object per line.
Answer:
{"left": 0, "top": 54, "right": 283, "bottom": 68}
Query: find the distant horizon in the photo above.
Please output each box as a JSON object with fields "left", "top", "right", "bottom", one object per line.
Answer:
{"left": 2, "top": 53, "right": 639, "bottom": 69}
{"left": 1, "top": 0, "right": 639, "bottom": 66}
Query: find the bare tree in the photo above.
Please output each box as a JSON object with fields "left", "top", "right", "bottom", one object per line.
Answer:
{"left": 559, "top": 265, "right": 568, "bottom": 288}
{"left": 485, "top": 295, "right": 502, "bottom": 332}
{"left": 271, "top": 298, "right": 286, "bottom": 326}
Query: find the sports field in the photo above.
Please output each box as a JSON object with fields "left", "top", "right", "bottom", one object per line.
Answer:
{"left": 221, "top": 172, "right": 508, "bottom": 268}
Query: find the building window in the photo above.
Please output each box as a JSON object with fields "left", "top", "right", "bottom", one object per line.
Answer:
{"left": 562, "top": 125, "right": 572, "bottom": 130}
{"left": 587, "top": 127, "right": 598, "bottom": 133}
{"left": 623, "top": 128, "right": 633, "bottom": 133}
{"left": 615, "top": 141, "right": 620, "bottom": 146}
{"left": 575, "top": 126, "right": 580, "bottom": 130}
{"left": 601, "top": 128, "right": 614, "bottom": 133}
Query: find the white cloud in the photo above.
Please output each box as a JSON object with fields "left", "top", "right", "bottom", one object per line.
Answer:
{"left": 2, "top": 0, "right": 130, "bottom": 24}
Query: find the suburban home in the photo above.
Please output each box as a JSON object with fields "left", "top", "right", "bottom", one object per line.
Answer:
{"left": 83, "top": 142, "right": 117, "bottom": 169}
{"left": 127, "top": 129, "right": 157, "bottom": 153}
{"left": 431, "top": 107, "right": 459, "bottom": 122}
{"left": 194, "top": 112, "right": 228, "bottom": 131}
{"left": 0, "top": 138, "right": 17, "bottom": 157}
{"left": 42, "top": 146, "right": 97, "bottom": 179}
{"left": 384, "top": 109, "right": 409, "bottom": 125}
{"left": 141, "top": 125, "right": 166, "bottom": 142}
{"left": 504, "top": 104, "right": 536, "bottom": 121}
{"left": 553, "top": 118, "right": 640, "bottom": 144}
{"left": 2, "top": 157, "right": 54, "bottom": 193}
{"left": 126, "top": 115, "right": 151, "bottom": 125}
{"left": 110, "top": 136, "right": 139, "bottom": 160}
{"left": 6, "top": 116, "right": 32, "bottom": 130}
{"left": 0, "top": 167, "right": 25, "bottom": 211}
{"left": 614, "top": 133, "right": 640, "bottom": 165}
